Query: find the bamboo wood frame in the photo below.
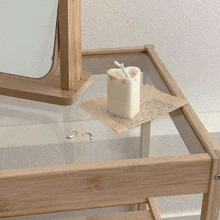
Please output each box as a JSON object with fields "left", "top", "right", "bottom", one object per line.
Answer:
{"left": 0, "top": 0, "right": 93, "bottom": 105}
{"left": 1, "top": 46, "right": 220, "bottom": 219}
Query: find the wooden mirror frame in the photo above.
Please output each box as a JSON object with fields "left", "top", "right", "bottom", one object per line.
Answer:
{"left": 0, "top": 0, "right": 93, "bottom": 105}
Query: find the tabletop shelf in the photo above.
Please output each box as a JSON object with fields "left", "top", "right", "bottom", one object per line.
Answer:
{"left": 0, "top": 46, "right": 220, "bottom": 220}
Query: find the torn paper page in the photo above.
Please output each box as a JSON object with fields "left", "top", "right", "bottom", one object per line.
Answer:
{"left": 80, "top": 84, "right": 188, "bottom": 133}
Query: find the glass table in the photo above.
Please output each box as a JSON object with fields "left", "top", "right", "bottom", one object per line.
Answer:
{"left": 0, "top": 46, "right": 219, "bottom": 220}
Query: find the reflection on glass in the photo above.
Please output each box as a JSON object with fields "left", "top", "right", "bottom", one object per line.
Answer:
{"left": 0, "top": 0, "right": 58, "bottom": 78}
{"left": 83, "top": 53, "right": 206, "bottom": 155}
{"left": 0, "top": 53, "right": 207, "bottom": 171}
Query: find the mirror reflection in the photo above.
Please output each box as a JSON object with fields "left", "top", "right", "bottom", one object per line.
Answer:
{"left": 0, "top": 0, "right": 59, "bottom": 78}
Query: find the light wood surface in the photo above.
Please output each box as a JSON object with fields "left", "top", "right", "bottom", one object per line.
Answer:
{"left": 200, "top": 150, "right": 220, "bottom": 220}
{"left": 0, "top": 69, "right": 93, "bottom": 105}
{"left": 65, "top": 210, "right": 154, "bottom": 220}
{"left": 58, "top": 0, "right": 82, "bottom": 89}
{"left": 139, "top": 89, "right": 161, "bottom": 219}
{"left": 72, "top": 0, "right": 82, "bottom": 81}
{"left": 138, "top": 75, "right": 161, "bottom": 218}
{"left": 139, "top": 122, "right": 161, "bottom": 219}
{"left": 138, "top": 122, "right": 151, "bottom": 211}
{"left": 82, "top": 46, "right": 150, "bottom": 56}
{"left": 0, "top": 154, "right": 211, "bottom": 217}
{"left": 148, "top": 198, "right": 162, "bottom": 220}
{"left": 140, "top": 74, "right": 152, "bottom": 158}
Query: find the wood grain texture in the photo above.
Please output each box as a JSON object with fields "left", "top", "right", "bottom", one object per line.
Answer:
{"left": 200, "top": 150, "right": 220, "bottom": 220}
{"left": 145, "top": 46, "right": 219, "bottom": 154}
{"left": 74, "top": 0, "right": 82, "bottom": 81}
{"left": 140, "top": 75, "right": 152, "bottom": 158}
{"left": 59, "top": 0, "right": 82, "bottom": 89}
{"left": 148, "top": 198, "right": 162, "bottom": 220}
{"left": 65, "top": 210, "right": 154, "bottom": 220}
{"left": 139, "top": 109, "right": 151, "bottom": 211}
{"left": 0, "top": 154, "right": 211, "bottom": 217}
{"left": 82, "top": 46, "right": 147, "bottom": 56}
{"left": 139, "top": 106, "right": 161, "bottom": 219}
{"left": 0, "top": 69, "right": 93, "bottom": 105}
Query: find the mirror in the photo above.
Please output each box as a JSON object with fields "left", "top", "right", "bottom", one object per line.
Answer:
{"left": 0, "top": 0, "right": 59, "bottom": 78}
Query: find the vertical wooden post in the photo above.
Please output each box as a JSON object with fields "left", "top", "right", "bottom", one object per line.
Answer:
{"left": 138, "top": 70, "right": 162, "bottom": 220}
{"left": 140, "top": 122, "right": 151, "bottom": 158}
{"left": 200, "top": 150, "right": 220, "bottom": 220}
{"left": 73, "top": 0, "right": 82, "bottom": 82}
{"left": 58, "top": 0, "right": 82, "bottom": 90}
{"left": 138, "top": 122, "right": 151, "bottom": 211}
{"left": 138, "top": 72, "right": 152, "bottom": 211}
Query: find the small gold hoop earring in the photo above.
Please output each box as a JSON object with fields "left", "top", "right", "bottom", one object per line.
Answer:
{"left": 66, "top": 131, "right": 78, "bottom": 139}
{"left": 82, "top": 132, "right": 94, "bottom": 140}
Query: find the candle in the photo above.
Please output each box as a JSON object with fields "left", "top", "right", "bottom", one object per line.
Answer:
{"left": 107, "top": 66, "right": 141, "bottom": 119}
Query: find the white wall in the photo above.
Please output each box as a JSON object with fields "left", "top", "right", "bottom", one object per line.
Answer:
{"left": 82, "top": 0, "right": 220, "bottom": 115}
{"left": 1, "top": 0, "right": 219, "bottom": 114}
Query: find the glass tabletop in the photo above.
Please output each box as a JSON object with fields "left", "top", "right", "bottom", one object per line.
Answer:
{"left": 0, "top": 53, "right": 206, "bottom": 170}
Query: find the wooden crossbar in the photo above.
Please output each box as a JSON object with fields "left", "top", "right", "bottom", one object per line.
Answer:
{"left": 0, "top": 153, "right": 211, "bottom": 218}
{"left": 65, "top": 210, "right": 154, "bottom": 220}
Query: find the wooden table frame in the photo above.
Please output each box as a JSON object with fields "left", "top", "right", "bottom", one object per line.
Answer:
{"left": 0, "top": 0, "right": 93, "bottom": 105}
{"left": 1, "top": 45, "right": 220, "bottom": 220}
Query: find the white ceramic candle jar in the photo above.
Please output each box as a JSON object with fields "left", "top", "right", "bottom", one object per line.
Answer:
{"left": 107, "top": 66, "right": 141, "bottom": 119}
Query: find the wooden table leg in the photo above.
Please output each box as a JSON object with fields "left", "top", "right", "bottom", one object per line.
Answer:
{"left": 138, "top": 121, "right": 162, "bottom": 220}
{"left": 148, "top": 198, "right": 162, "bottom": 220}
{"left": 140, "top": 72, "right": 152, "bottom": 159}
{"left": 200, "top": 150, "right": 220, "bottom": 220}
{"left": 58, "top": 0, "right": 82, "bottom": 90}
{"left": 138, "top": 122, "right": 150, "bottom": 212}
{"left": 140, "top": 122, "right": 151, "bottom": 158}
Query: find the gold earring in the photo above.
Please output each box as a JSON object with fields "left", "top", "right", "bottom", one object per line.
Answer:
{"left": 66, "top": 131, "right": 78, "bottom": 140}
{"left": 82, "top": 132, "right": 94, "bottom": 140}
